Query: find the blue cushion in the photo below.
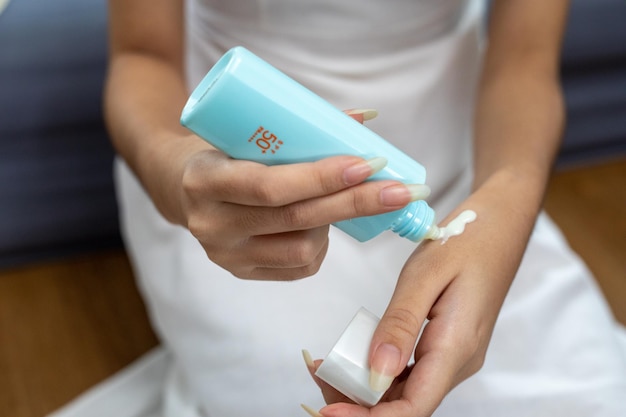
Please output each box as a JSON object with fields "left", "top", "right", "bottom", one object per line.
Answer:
{"left": 559, "top": 0, "right": 626, "bottom": 165}
{"left": 0, "top": 0, "right": 121, "bottom": 267}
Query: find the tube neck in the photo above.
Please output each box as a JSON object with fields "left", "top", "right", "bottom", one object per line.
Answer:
{"left": 390, "top": 200, "right": 437, "bottom": 242}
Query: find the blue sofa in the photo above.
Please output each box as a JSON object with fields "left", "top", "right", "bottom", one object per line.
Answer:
{"left": 1, "top": 0, "right": 625, "bottom": 268}
{"left": 0, "top": 0, "right": 119, "bottom": 267}
{"left": 558, "top": 0, "right": 626, "bottom": 164}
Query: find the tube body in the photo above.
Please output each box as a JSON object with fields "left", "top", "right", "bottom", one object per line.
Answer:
{"left": 181, "top": 46, "right": 435, "bottom": 242}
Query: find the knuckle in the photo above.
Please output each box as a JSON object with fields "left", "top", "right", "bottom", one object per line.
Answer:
{"left": 186, "top": 209, "right": 224, "bottom": 241}
{"left": 313, "top": 166, "right": 339, "bottom": 195}
{"left": 439, "top": 325, "right": 487, "bottom": 376}
{"left": 348, "top": 190, "right": 366, "bottom": 216}
{"left": 464, "top": 325, "right": 487, "bottom": 358}
{"left": 186, "top": 214, "right": 211, "bottom": 239}
{"left": 182, "top": 156, "right": 230, "bottom": 201}
{"left": 347, "top": 185, "right": 381, "bottom": 217}
{"left": 206, "top": 245, "right": 251, "bottom": 279}
{"left": 186, "top": 217, "right": 204, "bottom": 239}
{"left": 284, "top": 239, "right": 321, "bottom": 267}
{"left": 237, "top": 208, "right": 265, "bottom": 231}
{"left": 250, "top": 179, "right": 278, "bottom": 205}
{"left": 303, "top": 261, "right": 323, "bottom": 276}
{"left": 181, "top": 159, "right": 205, "bottom": 195}
{"left": 463, "top": 330, "right": 488, "bottom": 373}
{"left": 380, "top": 307, "right": 423, "bottom": 345}
{"left": 229, "top": 267, "right": 256, "bottom": 280}
{"left": 278, "top": 203, "right": 313, "bottom": 228}
{"left": 468, "top": 352, "right": 486, "bottom": 374}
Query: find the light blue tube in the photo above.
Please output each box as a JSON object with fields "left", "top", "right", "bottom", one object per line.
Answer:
{"left": 180, "top": 46, "right": 436, "bottom": 242}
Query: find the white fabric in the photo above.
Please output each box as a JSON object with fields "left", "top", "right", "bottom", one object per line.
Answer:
{"left": 48, "top": 348, "right": 168, "bottom": 417}
{"left": 50, "top": 0, "right": 626, "bottom": 416}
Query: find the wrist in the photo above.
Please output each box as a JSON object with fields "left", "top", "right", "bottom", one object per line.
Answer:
{"left": 471, "top": 167, "right": 548, "bottom": 221}
{"left": 136, "top": 132, "right": 211, "bottom": 225}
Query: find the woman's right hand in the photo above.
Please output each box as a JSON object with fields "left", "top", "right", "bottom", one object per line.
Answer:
{"left": 106, "top": 0, "right": 425, "bottom": 282}
{"left": 176, "top": 142, "right": 426, "bottom": 281}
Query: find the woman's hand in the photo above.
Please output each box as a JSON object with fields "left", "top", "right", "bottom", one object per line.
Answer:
{"left": 105, "top": 2, "right": 426, "bottom": 283}
{"left": 179, "top": 151, "right": 421, "bottom": 281}
{"left": 302, "top": 169, "right": 540, "bottom": 416}
{"left": 176, "top": 110, "right": 430, "bottom": 281}
{"left": 299, "top": 0, "right": 569, "bottom": 413}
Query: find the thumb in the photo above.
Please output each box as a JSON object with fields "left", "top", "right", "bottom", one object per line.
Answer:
{"left": 368, "top": 308, "right": 425, "bottom": 392}
{"left": 368, "top": 236, "right": 444, "bottom": 393}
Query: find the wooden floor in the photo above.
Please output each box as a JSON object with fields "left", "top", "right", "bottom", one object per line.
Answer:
{"left": 0, "top": 253, "right": 159, "bottom": 417}
{"left": 544, "top": 158, "right": 626, "bottom": 324}
{"left": 1, "top": 157, "right": 625, "bottom": 417}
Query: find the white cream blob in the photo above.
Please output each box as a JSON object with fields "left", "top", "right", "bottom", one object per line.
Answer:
{"left": 427, "top": 209, "right": 477, "bottom": 244}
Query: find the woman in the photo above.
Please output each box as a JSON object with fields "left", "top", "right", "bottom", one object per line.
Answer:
{"left": 61, "top": 0, "right": 625, "bottom": 416}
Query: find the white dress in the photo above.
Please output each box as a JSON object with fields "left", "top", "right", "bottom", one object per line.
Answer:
{"left": 50, "top": 0, "right": 626, "bottom": 416}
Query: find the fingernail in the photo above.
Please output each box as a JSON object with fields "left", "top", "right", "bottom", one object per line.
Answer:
{"left": 346, "top": 108, "right": 378, "bottom": 122}
{"left": 407, "top": 184, "right": 431, "bottom": 201}
{"left": 302, "top": 349, "right": 315, "bottom": 371}
{"left": 369, "top": 343, "right": 401, "bottom": 392}
{"left": 343, "top": 157, "right": 387, "bottom": 185}
{"left": 380, "top": 183, "right": 431, "bottom": 206}
{"left": 301, "top": 403, "right": 324, "bottom": 417}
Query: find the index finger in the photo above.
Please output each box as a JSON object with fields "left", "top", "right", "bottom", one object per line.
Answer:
{"left": 366, "top": 248, "right": 444, "bottom": 393}
{"left": 202, "top": 154, "right": 388, "bottom": 206}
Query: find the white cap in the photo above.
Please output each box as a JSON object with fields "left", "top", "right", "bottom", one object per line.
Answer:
{"left": 314, "top": 308, "right": 384, "bottom": 407}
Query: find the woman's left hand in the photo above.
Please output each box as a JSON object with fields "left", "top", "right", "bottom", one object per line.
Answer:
{"left": 302, "top": 0, "right": 569, "bottom": 411}
{"left": 303, "top": 169, "right": 539, "bottom": 417}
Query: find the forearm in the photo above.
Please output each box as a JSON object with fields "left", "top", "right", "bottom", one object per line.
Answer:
{"left": 104, "top": 0, "right": 212, "bottom": 225}
{"left": 104, "top": 52, "right": 209, "bottom": 224}
{"left": 471, "top": 0, "right": 568, "bottom": 223}
{"left": 471, "top": 64, "right": 565, "bottom": 216}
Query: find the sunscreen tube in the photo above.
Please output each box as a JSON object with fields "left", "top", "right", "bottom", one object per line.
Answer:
{"left": 180, "top": 46, "right": 438, "bottom": 242}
